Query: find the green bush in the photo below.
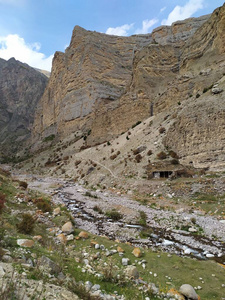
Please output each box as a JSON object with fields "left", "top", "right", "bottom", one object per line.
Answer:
{"left": 139, "top": 210, "right": 147, "bottom": 226}
{"left": 85, "top": 191, "right": 98, "bottom": 199}
{"left": 0, "top": 192, "right": 6, "bottom": 214}
{"left": 93, "top": 205, "right": 103, "bottom": 213}
{"left": 17, "top": 213, "right": 36, "bottom": 234}
{"left": 43, "top": 134, "right": 55, "bottom": 142}
{"left": 105, "top": 209, "right": 122, "bottom": 221}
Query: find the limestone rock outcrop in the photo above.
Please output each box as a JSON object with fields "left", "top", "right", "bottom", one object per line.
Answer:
{"left": 31, "top": 3, "right": 225, "bottom": 170}
{"left": 31, "top": 14, "right": 209, "bottom": 146}
{"left": 0, "top": 58, "right": 48, "bottom": 160}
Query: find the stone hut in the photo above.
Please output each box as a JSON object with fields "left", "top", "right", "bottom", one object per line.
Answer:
{"left": 145, "top": 162, "right": 194, "bottom": 179}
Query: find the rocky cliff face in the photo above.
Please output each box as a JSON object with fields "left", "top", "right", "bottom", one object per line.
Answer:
{"left": 0, "top": 58, "right": 48, "bottom": 160}
{"left": 32, "top": 3, "right": 225, "bottom": 170}
{"left": 32, "top": 15, "right": 208, "bottom": 144}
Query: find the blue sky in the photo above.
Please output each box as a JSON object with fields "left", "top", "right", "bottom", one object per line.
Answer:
{"left": 0, "top": 0, "right": 224, "bottom": 71}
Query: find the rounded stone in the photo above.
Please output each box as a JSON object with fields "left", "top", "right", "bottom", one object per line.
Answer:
{"left": 62, "top": 221, "right": 73, "bottom": 234}
{"left": 179, "top": 284, "right": 199, "bottom": 300}
{"left": 124, "top": 265, "right": 139, "bottom": 279}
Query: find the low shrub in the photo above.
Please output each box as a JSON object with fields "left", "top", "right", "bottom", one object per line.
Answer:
{"left": 105, "top": 209, "right": 122, "bottom": 221}
{"left": 0, "top": 193, "right": 6, "bottom": 214}
{"left": 110, "top": 154, "right": 117, "bottom": 160}
{"left": 139, "top": 210, "right": 147, "bottom": 226}
{"left": 157, "top": 151, "right": 167, "bottom": 160}
{"left": 171, "top": 159, "right": 179, "bottom": 165}
{"left": 19, "top": 181, "right": 28, "bottom": 189}
{"left": 169, "top": 150, "right": 179, "bottom": 159}
{"left": 176, "top": 169, "right": 194, "bottom": 178}
{"left": 135, "top": 154, "right": 142, "bottom": 163}
{"left": 85, "top": 191, "right": 98, "bottom": 199}
{"left": 36, "top": 198, "right": 52, "bottom": 213}
{"left": 147, "top": 149, "right": 152, "bottom": 156}
{"left": 203, "top": 84, "right": 213, "bottom": 93}
{"left": 131, "top": 121, "right": 141, "bottom": 128}
{"left": 17, "top": 213, "right": 36, "bottom": 234}
{"left": 133, "top": 148, "right": 139, "bottom": 155}
{"left": 75, "top": 160, "right": 81, "bottom": 166}
{"left": 43, "top": 134, "right": 55, "bottom": 142}
{"left": 159, "top": 127, "right": 166, "bottom": 134}
{"left": 93, "top": 205, "right": 103, "bottom": 214}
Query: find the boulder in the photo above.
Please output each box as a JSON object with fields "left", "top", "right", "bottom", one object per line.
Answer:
{"left": 124, "top": 265, "right": 139, "bottom": 279}
{"left": 117, "top": 246, "right": 124, "bottom": 253}
{"left": 212, "top": 87, "right": 223, "bottom": 94}
{"left": 0, "top": 265, "right": 5, "bottom": 277}
{"left": 179, "top": 284, "right": 199, "bottom": 300}
{"left": 167, "top": 288, "right": 185, "bottom": 300}
{"left": 17, "top": 239, "right": 34, "bottom": 248}
{"left": 78, "top": 231, "right": 89, "bottom": 239}
{"left": 66, "top": 234, "right": 74, "bottom": 241}
{"left": 53, "top": 207, "right": 61, "bottom": 216}
{"left": 39, "top": 256, "right": 61, "bottom": 275}
{"left": 132, "top": 247, "right": 142, "bottom": 257}
{"left": 57, "top": 233, "right": 67, "bottom": 244}
{"left": 122, "top": 258, "right": 129, "bottom": 266}
{"left": 33, "top": 235, "right": 42, "bottom": 241}
{"left": 62, "top": 221, "right": 73, "bottom": 234}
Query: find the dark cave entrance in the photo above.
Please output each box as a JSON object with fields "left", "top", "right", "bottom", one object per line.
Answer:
{"left": 153, "top": 171, "right": 173, "bottom": 179}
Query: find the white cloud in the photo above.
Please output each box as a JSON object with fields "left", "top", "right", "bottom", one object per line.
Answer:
{"left": 0, "top": 34, "right": 53, "bottom": 71}
{"left": 160, "top": 7, "right": 166, "bottom": 13}
{"left": 135, "top": 18, "right": 158, "bottom": 34}
{"left": 106, "top": 23, "right": 134, "bottom": 36}
{"left": 162, "top": 0, "right": 204, "bottom": 25}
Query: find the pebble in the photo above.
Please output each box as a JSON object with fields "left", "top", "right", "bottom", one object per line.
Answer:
{"left": 91, "top": 284, "right": 101, "bottom": 292}
{"left": 122, "top": 258, "right": 129, "bottom": 266}
{"left": 206, "top": 253, "right": 215, "bottom": 258}
{"left": 95, "top": 244, "right": 100, "bottom": 249}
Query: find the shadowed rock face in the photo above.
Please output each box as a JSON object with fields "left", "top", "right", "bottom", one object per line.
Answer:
{"left": 31, "top": 3, "right": 225, "bottom": 169}
{"left": 0, "top": 58, "right": 48, "bottom": 160}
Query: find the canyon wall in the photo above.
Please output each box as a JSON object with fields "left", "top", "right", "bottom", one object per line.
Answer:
{"left": 0, "top": 58, "right": 48, "bottom": 160}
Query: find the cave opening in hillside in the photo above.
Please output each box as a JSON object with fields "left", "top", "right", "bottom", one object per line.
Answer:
{"left": 153, "top": 171, "right": 173, "bottom": 179}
